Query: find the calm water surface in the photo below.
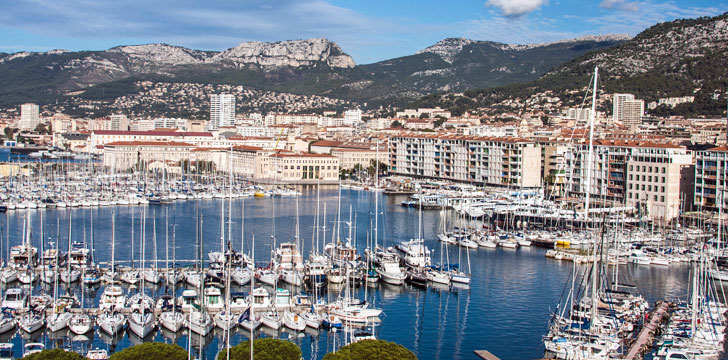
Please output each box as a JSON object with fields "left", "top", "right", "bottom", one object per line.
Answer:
{"left": 1, "top": 188, "right": 692, "bottom": 359}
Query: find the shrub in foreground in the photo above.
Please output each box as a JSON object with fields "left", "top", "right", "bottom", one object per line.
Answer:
{"left": 323, "top": 339, "right": 417, "bottom": 360}
{"left": 110, "top": 342, "right": 187, "bottom": 360}
{"left": 22, "top": 349, "right": 86, "bottom": 360}
{"left": 218, "top": 338, "right": 301, "bottom": 360}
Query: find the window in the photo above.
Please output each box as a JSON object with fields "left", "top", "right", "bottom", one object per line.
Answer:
{"left": 654, "top": 195, "right": 658, "bottom": 201}
{"left": 662, "top": 177, "right": 665, "bottom": 183}
{"left": 662, "top": 167, "right": 666, "bottom": 173}
{"left": 641, "top": 185, "right": 645, "bottom": 190}
{"left": 661, "top": 196, "right": 665, "bottom": 202}
{"left": 648, "top": 185, "right": 652, "bottom": 191}
{"left": 629, "top": 193, "right": 633, "bottom": 199}
{"left": 661, "top": 186, "right": 665, "bottom": 192}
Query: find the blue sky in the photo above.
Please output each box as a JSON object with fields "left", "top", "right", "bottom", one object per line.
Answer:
{"left": 0, "top": 0, "right": 725, "bottom": 64}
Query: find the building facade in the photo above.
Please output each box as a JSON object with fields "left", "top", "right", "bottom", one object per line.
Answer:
{"left": 389, "top": 134, "right": 542, "bottom": 188}
{"left": 210, "top": 94, "right": 235, "bottom": 130}
{"left": 20, "top": 103, "right": 40, "bottom": 131}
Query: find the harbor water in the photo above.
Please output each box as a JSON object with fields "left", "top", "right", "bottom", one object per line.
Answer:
{"left": 1, "top": 188, "right": 692, "bottom": 359}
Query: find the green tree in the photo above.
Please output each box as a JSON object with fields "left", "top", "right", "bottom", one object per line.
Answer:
{"left": 218, "top": 338, "right": 301, "bottom": 360}
{"left": 34, "top": 123, "right": 51, "bottom": 134}
{"left": 391, "top": 120, "right": 402, "bottom": 128}
{"left": 110, "top": 342, "right": 188, "bottom": 360}
{"left": 323, "top": 340, "right": 416, "bottom": 360}
{"left": 3, "top": 127, "right": 16, "bottom": 140}
{"left": 22, "top": 349, "right": 85, "bottom": 360}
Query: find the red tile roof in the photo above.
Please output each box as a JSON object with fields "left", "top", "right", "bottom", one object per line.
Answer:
{"left": 104, "top": 141, "right": 196, "bottom": 147}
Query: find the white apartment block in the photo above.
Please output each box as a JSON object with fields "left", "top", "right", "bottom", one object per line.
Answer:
{"left": 130, "top": 120, "right": 155, "bottom": 132}
{"left": 110, "top": 114, "right": 129, "bottom": 131}
{"left": 343, "top": 109, "right": 362, "bottom": 123}
{"left": 395, "top": 107, "right": 452, "bottom": 119}
{"left": 566, "top": 108, "right": 592, "bottom": 123}
{"left": 612, "top": 94, "right": 644, "bottom": 129}
{"left": 389, "top": 134, "right": 542, "bottom": 188}
{"left": 154, "top": 118, "right": 187, "bottom": 130}
{"left": 331, "top": 148, "right": 389, "bottom": 170}
{"left": 20, "top": 103, "right": 40, "bottom": 131}
{"left": 695, "top": 147, "right": 728, "bottom": 213}
{"left": 467, "top": 125, "right": 519, "bottom": 137}
{"left": 210, "top": 94, "right": 235, "bottom": 130}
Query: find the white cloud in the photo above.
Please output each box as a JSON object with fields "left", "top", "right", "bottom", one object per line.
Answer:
{"left": 464, "top": 16, "right": 580, "bottom": 44}
{"left": 465, "top": 1, "right": 725, "bottom": 45}
{"left": 484, "top": 0, "right": 548, "bottom": 17}
{"left": 599, "top": 0, "right": 639, "bottom": 12}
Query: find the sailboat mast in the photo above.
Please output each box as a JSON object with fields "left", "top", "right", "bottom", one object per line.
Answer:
{"left": 584, "top": 66, "right": 599, "bottom": 221}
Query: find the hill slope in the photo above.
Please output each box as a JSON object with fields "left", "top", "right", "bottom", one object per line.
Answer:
{"left": 0, "top": 36, "right": 625, "bottom": 113}
{"left": 414, "top": 12, "right": 728, "bottom": 117}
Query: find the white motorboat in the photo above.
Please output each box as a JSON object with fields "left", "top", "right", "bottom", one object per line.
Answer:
{"left": 47, "top": 311, "right": 72, "bottom": 332}
{"left": 231, "top": 267, "right": 251, "bottom": 286}
{"left": 255, "top": 268, "right": 277, "bottom": 286}
{"left": 128, "top": 311, "right": 156, "bottom": 338}
{"left": 97, "top": 311, "right": 126, "bottom": 335}
{"left": 179, "top": 289, "right": 199, "bottom": 312}
{"left": 19, "top": 312, "right": 45, "bottom": 333}
{"left": 260, "top": 311, "right": 281, "bottom": 329}
{"left": 282, "top": 311, "right": 306, "bottom": 331}
{"left": 0, "top": 313, "right": 14, "bottom": 335}
{"left": 628, "top": 249, "right": 652, "bottom": 265}
{"left": 99, "top": 285, "right": 126, "bottom": 311}
{"left": 187, "top": 311, "right": 213, "bottom": 336}
{"left": 22, "top": 343, "right": 44, "bottom": 357}
{"left": 87, "top": 349, "right": 109, "bottom": 360}
{"left": 214, "top": 311, "right": 237, "bottom": 331}
{"left": 60, "top": 269, "right": 81, "bottom": 283}
{"left": 238, "top": 309, "right": 261, "bottom": 331}
{"left": 376, "top": 254, "right": 406, "bottom": 285}
{"left": 426, "top": 269, "right": 451, "bottom": 285}
{"left": 2, "top": 288, "right": 27, "bottom": 310}
{"left": 159, "top": 311, "right": 184, "bottom": 332}
{"left": 69, "top": 313, "right": 93, "bottom": 334}
{"left": 0, "top": 343, "right": 13, "bottom": 360}
{"left": 301, "top": 311, "right": 322, "bottom": 329}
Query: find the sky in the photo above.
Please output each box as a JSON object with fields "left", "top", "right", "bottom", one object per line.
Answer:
{"left": 0, "top": 0, "right": 725, "bottom": 64}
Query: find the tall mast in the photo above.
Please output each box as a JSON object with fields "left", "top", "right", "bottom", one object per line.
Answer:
{"left": 584, "top": 66, "right": 599, "bottom": 221}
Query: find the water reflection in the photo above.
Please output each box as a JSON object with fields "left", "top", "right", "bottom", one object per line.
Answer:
{"left": 0, "top": 189, "right": 693, "bottom": 360}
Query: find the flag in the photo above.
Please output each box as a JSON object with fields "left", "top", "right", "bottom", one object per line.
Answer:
{"left": 239, "top": 308, "right": 250, "bottom": 322}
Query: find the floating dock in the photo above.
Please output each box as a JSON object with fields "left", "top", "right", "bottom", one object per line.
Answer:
{"left": 623, "top": 301, "right": 671, "bottom": 360}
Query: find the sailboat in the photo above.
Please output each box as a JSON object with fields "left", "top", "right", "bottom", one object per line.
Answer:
{"left": 98, "top": 209, "right": 127, "bottom": 335}
{"left": 127, "top": 207, "right": 157, "bottom": 339}
{"left": 48, "top": 223, "right": 72, "bottom": 333}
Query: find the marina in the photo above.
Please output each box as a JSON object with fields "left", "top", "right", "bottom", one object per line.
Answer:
{"left": 0, "top": 185, "right": 711, "bottom": 359}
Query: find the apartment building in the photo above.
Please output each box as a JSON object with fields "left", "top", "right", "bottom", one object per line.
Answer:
{"left": 389, "top": 134, "right": 542, "bottom": 188}
{"left": 695, "top": 147, "right": 728, "bottom": 212}
{"left": 331, "top": 148, "right": 389, "bottom": 170}
{"left": 564, "top": 140, "right": 692, "bottom": 221}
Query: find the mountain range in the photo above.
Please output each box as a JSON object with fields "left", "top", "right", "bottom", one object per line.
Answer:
{"left": 414, "top": 12, "right": 728, "bottom": 117}
{"left": 0, "top": 35, "right": 628, "bottom": 111}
